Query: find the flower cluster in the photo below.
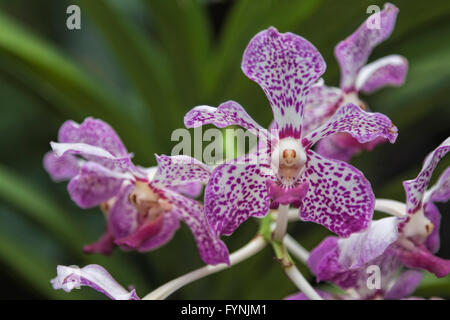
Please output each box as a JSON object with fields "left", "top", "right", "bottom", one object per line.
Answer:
{"left": 45, "top": 3, "right": 449, "bottom": 300}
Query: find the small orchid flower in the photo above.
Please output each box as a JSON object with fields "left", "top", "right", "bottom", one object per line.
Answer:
{"left": 44, "top": 117, "right": 229, "bottom": 265}
{"left": 51, "top": 264, "right": 140, "bottom": 300}
{"left": 184, "top": 27, "right": 398, "bottom": 238}
{"left": 303, "top": 3, "right": 408, "bottom": 161}
{"left": 305, "top": 137, "right": 450, "bottom": 299}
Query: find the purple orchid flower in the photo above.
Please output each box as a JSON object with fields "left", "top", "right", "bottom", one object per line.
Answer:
{"left": 303, "top": 3, "right": 408, "bottom": 162}
{"left": 184, "top": 27, "right": 398, "bottom": 238}
{"left": 44, "top": 117, "right": 229, "bottom": 265}
{"left": 51, "top": 264, "right": 140, "bottom": 300}
{"left": 305, "top": 137, "right": 450, "bottom": 299}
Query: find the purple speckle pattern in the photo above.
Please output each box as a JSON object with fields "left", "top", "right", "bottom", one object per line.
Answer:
{"left": 241, "top": 27, "right": 326, "bottom": 139}
{"left": 163, "top": 188, "right": 230, "bottom": 265}
{"left": 154, "top": 154, "right": 213, "bottom": 188}
{"left": 335, "top": 3, "right": 399, "bottom": 91}
{"left": 43, "top": 151, "right": 80, "bottom": 182}
{"left": 67, "top": 162, "right": 126, "bottom": 209}
{"left": 299, "top": 150, "right": 375, "bottom": 237}
{"left": 358, "top": 55, "right": 408, "bottom": 93}
{"left": 51, "top": 264, "right": 139, "bottom": 300}
{"left": 184, "top": 100, "right": 265, "bottom": 136}
{"left": 302, "top": 103, "right": 398, "bottom": 148}
{"left": 403, "top": 137, "right": 450, "bottom": 214}
{"left": 430, "top": 167, "right": 450, "bottom": 203}
{"left": 204, "top": 161, "right": 274, "bottom": 237}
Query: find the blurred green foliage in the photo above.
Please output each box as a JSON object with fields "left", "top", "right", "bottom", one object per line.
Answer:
{"left": 0, "top": 0, "right": 449, "bottom": 299}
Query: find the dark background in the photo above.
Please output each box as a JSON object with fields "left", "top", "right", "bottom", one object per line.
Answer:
{"left": 0, "top": 0, "right": 449, "bottom": 299}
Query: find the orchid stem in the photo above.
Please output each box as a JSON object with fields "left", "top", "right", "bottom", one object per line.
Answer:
{"left": 273, "top": 204, "right": 289, "bottom": 242}
{"left": 284, "top": 264, "right": 323, "bottom": 300}
{"left": 283, "top": 234, "right": 310, "bottom": 264}
{"left": 142, "top": 235, "right": 267, "bottom": 300}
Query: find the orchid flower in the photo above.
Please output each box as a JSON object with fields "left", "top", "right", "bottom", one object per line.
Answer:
{"left": 303, "top": 3, "right": 408, "bottom": 161}
{"left": 303, "top": 137, "right": 450, "bottom": 299}
{"left": 44, "top": 117, "right": 229, "bottom": 265}
{"left": 184, "top": 27, "right": 398, "bottom": 238}
{"left": 51, "top": 264, "right": 140, "bottom": 300}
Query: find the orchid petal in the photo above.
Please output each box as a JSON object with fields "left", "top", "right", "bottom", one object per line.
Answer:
{"left": 184, "top": 100, "right": 266, "bottom": 138}
{"left": 163, "top": 189, "right": 230, "bottom": 265}
{"left": 299, "top": 150, "right": 374, "bottom": 237}
{"left": 204, "top": 160, "right": 274, "bottom": 237}
{"left": 242, "top": 27, "right": 326, "bottom": 139}
{"left": 424, "top": 202, "right": 441, "bottom": 254}
{"left": 356, "top": 55, "right": 408, "bottom": 93}
{"left": 429, "top": 167, "right": 450, "bottom": 203}
{"left": 303, "top": 85, "right": 343, "bottom": 135}
{"left": 50, "top": 141, "right": 134, "bottom": 173}
{"left": 43, "top": 151, "right": 80, "bottom": 182}
{"left": 51, "top": 264, "right": 139, "bottom": 300}
{"left": 335, "top": 3, "right": 399, "bottom": 91}
{"left": 154, "top": 154, "right": 213, "bottom": 188}
{"left": 337, "top": 217, "right": 399, "bottom": 269}
{"left": 138, "top": 212, "right": 180, "bottom": 252}
{"left": 109, "top": 183, "right": 139, "bottom": 239}
{"left": 385, "top": 270, "right": 423, "bottom": 300}
{"left": 171, "top": 182, "right": 203, "bottom": 198}
{"left": 315, "top": 134, "right": 360, "bottom": 162}
{"left": 67, "top": 162, "right": 127, "bottom": 208}
{"left": 398, "top": 244, "right": 450, "bottom": 278}
{"left": 403, "top": 137, "right": 450, "bottom": 214}
{"left": 58, "top": 118, "right": 128, "bottom": 157}
{"left": 302, "top": 103, "right": 397, "bottom": 149}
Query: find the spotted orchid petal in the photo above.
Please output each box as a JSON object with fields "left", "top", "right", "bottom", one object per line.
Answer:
{"left": 299, "top": 150, "right": 375, "bottom": 237}
{"left": 302, "top": 103, "right": 397, "bottom": 149}
{"left": 51, "top": 264, "right": 139, "bottom": 300}
{"left": 154, "top": 155, "right": 213, "bottom": 188}
{"left": 115, "top": 215, "right": 165, "bottom": 250}
{"left": 43, "top": 151, "right": 80, "bottom": 182}
{"left": 337, "top": 217, "right": 399, "bottom": 269}
{"left": 58, "top": 118, "right": 128, "bottom": 157}
{"left": 403, "top": 137, "right": 450, "bottom": 214}
{"left": 384, "top": 270, "right": 423, "bottom": 300}
{"left": 67, "top": 162, "right": 128, "bottom": 208}
{"left": 429, "top": 167, "right": 450, "bottom": 203}
{"left": 204, "top": 159, "right": 275, "bottom": 237}
{"left": 335, "top": 3, "right": 399, "bottom": 91}
{"left": 424, "top": 202, "right": 441, "bottom": 254}
{"left": 356, "top": 55, "right": 408, "bottom": 93}
{"left": 242, "top": 27, "right": 326, "bottom": 139}
{"left": 184, "top": 100, "right": 266, "bottom": 138}
{"left": 162, "top": 188, "right": 230, "bottom": 265}
{"left": 303, "top": 85, "right": 343, "bottom": 135}
{"left": 398, "top": 244, "right": 450, "bottom": 278}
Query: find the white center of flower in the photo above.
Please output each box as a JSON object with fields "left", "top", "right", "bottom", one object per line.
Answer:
{"left": 341, "top": 91, "right": 367, "bottom": 110}
{"left": 129, "top": 181, "right": 172, "bottom": 222}
{"left": 402, "top": 208, "right": 434, "bottom": 244}
{"left": 271, "top": 138, "right": 307, "bottom": 186}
